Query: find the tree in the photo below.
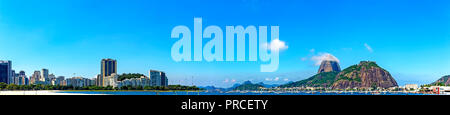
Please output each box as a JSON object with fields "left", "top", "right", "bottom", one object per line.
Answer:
{"left": 0, "top": 82, "right": 7, "bottom": 89}
{"left": 118, "top": 73, "right": 145, "bottom": 81}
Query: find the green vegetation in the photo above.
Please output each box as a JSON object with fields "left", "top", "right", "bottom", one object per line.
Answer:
{"left": 279, "top": 71, "right": 339, "bottom": 88}
{"left": 337, "top": 76, "right": 361, "bottom": 82}
{"left": 362, "top": 61, "right": 380, "bottom": 68}
{"left": 337, "top": 64, "right": 361, "bottom": 82}
{"left": 336, "top": 62, "right": 380, "bottom": 82}
{"left": 340, "top": 65, "right": 359, "bottom": 76}
{"left": 118, "top": 73, "right": 145, "bottom": 81}
{"left": 428, "top": 82, "right": 448, "bottom": 86}
{"left": 371, "top": 83, "right": 377, "bottom": 90}
{"left": 0, "top": 82, "right": 201, "bottom": 91}
{"left": 337, "top": 68, "right": 362, "bottom": 82}
{"left": 432, "top": 75, "right": 450, "bottom": 86}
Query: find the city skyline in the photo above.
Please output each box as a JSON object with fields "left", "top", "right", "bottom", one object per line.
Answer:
{"left": 1, "top": 0, "right": 450, "bottom": 87}
{"left": 0, "top": 58, "right": 169, "bottom": 88}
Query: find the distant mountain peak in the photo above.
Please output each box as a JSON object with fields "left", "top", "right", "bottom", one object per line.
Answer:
{"left": 242, "top": 80, "right": 252, "bottom": 85}
{"left": 317, "top": 60, "right": 341, "bottom": 74}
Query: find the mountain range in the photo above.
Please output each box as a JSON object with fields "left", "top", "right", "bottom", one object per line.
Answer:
{"left": 199, "top": 81, "right": 280, "bottom": 91}
{"left": 280, "top": 60, "right": 398, "bottom": 89}
{"left": 202, "top": 60, "right": 450, "bottom": 91}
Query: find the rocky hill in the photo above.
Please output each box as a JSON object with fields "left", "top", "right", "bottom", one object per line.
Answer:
{"left": 331, "top": 61, "right": 398, "bottom": 89}
{"left": 317, "top": 60, "right": 341, "bottom": 74}
{"left": 432, "top": 75, "right": 450, "bottom": 86}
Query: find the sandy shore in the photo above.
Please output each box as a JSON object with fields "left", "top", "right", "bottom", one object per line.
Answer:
{"left": 0, "top": 90, "right": 104, "bottom": 95}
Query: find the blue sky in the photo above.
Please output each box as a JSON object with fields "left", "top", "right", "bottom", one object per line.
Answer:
{"left": 0, "top": 0, "right": 449, "bottom": 87}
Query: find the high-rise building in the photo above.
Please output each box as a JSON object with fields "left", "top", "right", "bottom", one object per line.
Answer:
{"left": 56, "top": 76, "right": 65, "bottom": 85}
{"left": 149, "top": 70, "right": 168, "bottom": 86}
{"left": 30, "top": 70, "right": 41, "bottom": 84}
{"left": 17, "top": 75, "right": 27, "bottom": 85}
{"left": 25, "top": 77, "right": 29, "bottom": 85}
{"left": 41, "top": 68, "right": 49, "bottom": 80}
{"left": 10, "top": 70, "right": 22, "bottom": 85}
{"left": 0, "top": 60, "right": 12, "bottom": 84}
{"left": 99, "top": 59, "right": 117, "bottom": 86}
{"left": 95, "top": 74, "right": 101, "bottom": 86}
{"left": 19, "top": 71, "right": 25, "bottom": 76}
{"left": 17, "top": 70, "right": 27, "bottom": 85}
{"left": 48, "top": 73, "right": 56, "bottom": 85}
{"left": 11, "top": 70, "right": 16, "bottom": 84}
{"left": 48, "top": 74, "right": 55, "bottom": 79}
{"left": 39, "top": 69, "right": 51, "bottom": 85}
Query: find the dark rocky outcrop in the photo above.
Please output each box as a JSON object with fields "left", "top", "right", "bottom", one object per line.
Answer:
{"left": 331, "top": 61, "right": 398, "bottom": 89}
{"left": 317, "top": 60, "right": 341, "bottom": 74}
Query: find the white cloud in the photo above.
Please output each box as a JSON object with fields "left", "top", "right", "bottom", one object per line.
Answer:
{"left": 224, "top": 79, "right": 236, "bottom": 83}
{"left": 364, "top": 43, "right": 373, "bottom": 53}
{"left": 310, "top": 53, "right": 340, "bottom": 66}
{"left": 266, "top": 77, "right": 283, "bottom": 82}
{"left": 264, "top": 39, "right": 288, "bottom": 51}
{"left": 283, "top": 78, "right": 289, "bottom": 81}
{"left": 274, "top": 77, "right": 280, "bottom": 81}
{"left": 309, "top": 48, "right": 315, "bottom": 53}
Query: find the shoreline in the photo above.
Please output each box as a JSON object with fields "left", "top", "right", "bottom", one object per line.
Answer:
{"left": 0, "top": 90, "right": 205, "bottom": 95}
{"left": 0, "top": 90, "right": 104, "bottom": 95}
{"left": 0, "top": 90, "right": 439, "bottom": 95}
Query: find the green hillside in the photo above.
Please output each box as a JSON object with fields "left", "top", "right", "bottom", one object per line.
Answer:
{"left": 336, "top": 61, "right": 381, "bottom": 82}
{"left": 430, "top": 75, "right": 450, "bottom": 86}
{"left": 233, "top": 81, "right": 264, "bottom": 90}
{"left": 279, "top": 71, "right": 339, "bottom": 88}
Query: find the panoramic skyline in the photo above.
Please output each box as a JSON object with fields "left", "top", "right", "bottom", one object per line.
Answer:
{"left": 1, "top": 0, "right": 450, "bottom": 87}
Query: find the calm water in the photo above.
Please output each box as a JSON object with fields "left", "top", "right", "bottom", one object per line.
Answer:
{"left": 57, "top": 91, "right": 430, "bottom": 95}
